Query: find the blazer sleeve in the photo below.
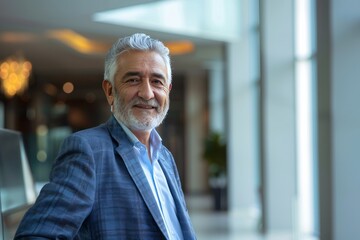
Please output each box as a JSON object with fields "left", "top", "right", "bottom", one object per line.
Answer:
{"left": 14, "top": 134, "right": 96, "bottom": 239}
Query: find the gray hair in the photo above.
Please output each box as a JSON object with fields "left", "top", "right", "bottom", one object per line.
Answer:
{"left": 104, "top": 33, "right": 172, "bottom": 84}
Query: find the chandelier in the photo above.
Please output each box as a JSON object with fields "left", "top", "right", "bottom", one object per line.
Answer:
{"left": 0, "top": 55, "right": 32, "bottom": 98}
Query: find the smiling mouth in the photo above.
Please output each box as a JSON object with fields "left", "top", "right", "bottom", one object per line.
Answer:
{"left": 134, "top": 104, "right": 157, "bottom": 110}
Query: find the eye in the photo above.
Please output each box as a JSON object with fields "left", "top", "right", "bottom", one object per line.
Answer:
{"left": 125, "top": 78, "right": 140, "bottom": 84}
{"left": 152, "top": 79, "right": 164, "bottom": 86}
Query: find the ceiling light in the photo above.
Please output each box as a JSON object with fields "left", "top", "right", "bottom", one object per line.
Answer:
{"left": 47, "top": 29, "right": 108, "bottom": 54}
{"left": 0, "top": 32, "right": 38, "bottom": 43}
{"left": 165, "top": 41, "right": 194, "bottom": 55}
{"left": 0, "top": 55, "right": 32, "bottom": 98}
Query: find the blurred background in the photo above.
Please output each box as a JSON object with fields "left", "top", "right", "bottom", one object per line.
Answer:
{"left": 0, "top": 0, "right": 359, "bottom": 239}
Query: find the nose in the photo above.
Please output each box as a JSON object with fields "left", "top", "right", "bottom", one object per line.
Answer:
{"left": 138, "top": 80, "right": 155, "bottom": 100}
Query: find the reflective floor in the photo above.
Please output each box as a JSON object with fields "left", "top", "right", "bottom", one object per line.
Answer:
{"left": 190, "top": 210, "right": 293, "bottom": 240}
{"left": 187, "top": 195, "right": 317, "bottom": 240}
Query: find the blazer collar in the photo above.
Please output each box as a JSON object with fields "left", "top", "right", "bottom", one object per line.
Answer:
{"left": 105, "top": 116, "right": 133, "bottom": 148}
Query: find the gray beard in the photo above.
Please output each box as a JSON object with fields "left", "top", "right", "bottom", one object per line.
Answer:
{"left": 112, "top": 92, "right": 169, "bottom": 131}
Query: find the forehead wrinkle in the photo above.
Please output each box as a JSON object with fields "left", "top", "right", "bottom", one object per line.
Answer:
{"left": 121, "top": 70, "right": 166, "bottom": 80}
{"left": 116, "top": 51, "right": 168, "bottom": 82}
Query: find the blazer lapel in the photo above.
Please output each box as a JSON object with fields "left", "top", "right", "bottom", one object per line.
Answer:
{"left": 106, "top": 117, "right": 169, "bottom": 239}
{"left": 120, "top": 148, "right": 170, "bottom": 239}
{"left": 158, "top": 153, "right": 196, "bottom": 239}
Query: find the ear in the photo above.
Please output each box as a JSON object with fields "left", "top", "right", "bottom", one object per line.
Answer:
{"left": 102, "top": 80, "right": 114, "bottom": 106}
{"left": 168, "top": 83, "right": 172, "bottom": 92}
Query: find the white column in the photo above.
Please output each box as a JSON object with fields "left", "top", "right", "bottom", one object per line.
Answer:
{"left": 226, "top": 0, "right": 260, "bottom": 229}
{"left": 261, "top": 0, "right": 297, "bottom": 234}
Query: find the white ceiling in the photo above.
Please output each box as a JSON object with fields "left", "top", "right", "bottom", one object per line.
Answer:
{"left": 0, "top": 0, "right": 224, "bottom": 79}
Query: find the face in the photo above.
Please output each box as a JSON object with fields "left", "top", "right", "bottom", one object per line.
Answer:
{"left": 103, "top": 50, "right": 172, "bottom": 131}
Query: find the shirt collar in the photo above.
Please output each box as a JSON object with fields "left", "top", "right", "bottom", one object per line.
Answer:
{"left": 149, "top": 128, "right": 162, "bottom": 161}
{"left": 113, "top": 115, "right": 162, "bottom": 158}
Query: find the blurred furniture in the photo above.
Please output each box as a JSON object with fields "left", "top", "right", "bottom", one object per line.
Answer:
{"left": 0, "top": 129, "right": 36, "bottom": 239}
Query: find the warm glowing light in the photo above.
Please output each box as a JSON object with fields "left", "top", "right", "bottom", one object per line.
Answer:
{"left": 165, "top": 41, "right": 194, "bottom": 55}
{"left": 43, "top": 83, "right": 58, "bottom": 96}
{"left": 0, "top": 56, "right": 32, "bottom": 97}
{"left": 63, "top": 82, "right": 74, "bottom": 94}
{"left": 47, "top": 29, "right": 108, "bottom": 54}
{"left": 0, "top": 32, "right": 38, "bottom": 43}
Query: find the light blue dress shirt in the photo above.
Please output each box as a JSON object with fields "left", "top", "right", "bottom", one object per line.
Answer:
{"left": 118, "top": 121, "right": 184, "bottom": 240}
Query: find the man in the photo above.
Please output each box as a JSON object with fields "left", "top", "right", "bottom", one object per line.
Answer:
{"left": 15, "top": 33, "right": 196, "bottom": 240}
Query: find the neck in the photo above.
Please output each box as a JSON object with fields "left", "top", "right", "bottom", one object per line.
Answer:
{"left": 131, "top": 129, "right": 151, "bottom": 148}
{"left": 132, "top": 129, "right": 152, "bottom": 161}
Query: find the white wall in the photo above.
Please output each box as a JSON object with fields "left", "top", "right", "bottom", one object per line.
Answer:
{"left": 226, "top": 0, "right": 260, "bottom": 231}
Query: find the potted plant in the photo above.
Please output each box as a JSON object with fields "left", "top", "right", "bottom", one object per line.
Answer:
{"left": 203, "top": 132, "right": 227, "bottom": 211}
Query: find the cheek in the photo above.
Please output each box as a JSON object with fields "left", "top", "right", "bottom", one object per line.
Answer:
{"left": 155, "top": 91, "right": 168, "bottom": 106}
{"left": 118, "top": 88, "right": 137, "bottom": 102}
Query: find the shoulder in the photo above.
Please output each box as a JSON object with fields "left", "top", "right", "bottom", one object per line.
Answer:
{"left": 73, "top": 122, "right": 108, "bottom": 138}
{"left": 62, "top": 123, "right": 113, "bottom": 152}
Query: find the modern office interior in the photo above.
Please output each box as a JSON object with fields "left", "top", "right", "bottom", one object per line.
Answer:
{"left": 0, "top": 0, "right": 359, "bottom": 239}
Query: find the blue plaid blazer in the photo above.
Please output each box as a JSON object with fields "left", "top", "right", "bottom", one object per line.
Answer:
{"left": 15, "top": 116, "right": 196, "bottom": 239}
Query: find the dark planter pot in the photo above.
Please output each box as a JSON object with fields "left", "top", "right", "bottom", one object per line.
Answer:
{"left": 211, "top": 186, "right": 227, "bottom": 211}
{"left": 209, "top": 175, "right": 227, "bottom": 211}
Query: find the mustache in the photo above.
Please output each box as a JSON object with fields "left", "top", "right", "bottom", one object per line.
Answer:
{"left": 130, "top": 98, "right": 160, "bottom": 108}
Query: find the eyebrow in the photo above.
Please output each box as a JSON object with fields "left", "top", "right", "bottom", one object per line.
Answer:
{"left": 121, "top": 71, "right": 166, "bottom": 81}
{"left": 121, "top": 71, "right": 140, "bottom": 80}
